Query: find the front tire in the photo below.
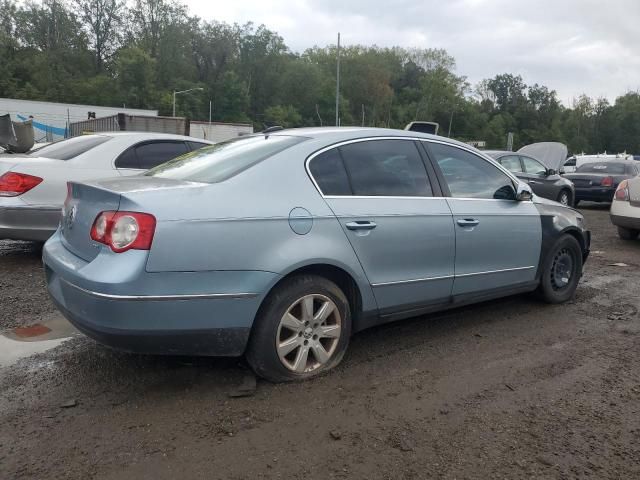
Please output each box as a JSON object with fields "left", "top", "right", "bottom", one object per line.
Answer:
{"left": 246, "top": 274, "right": 351, "bottom": 382}
{"left": 538, "top": 235, "right": 583, "bottom": 304}
{"left": 617, "top": 226, "right": 639, "bottom": 240}
{"left": 557, "top": 189, "right": 572, "bottom": 207}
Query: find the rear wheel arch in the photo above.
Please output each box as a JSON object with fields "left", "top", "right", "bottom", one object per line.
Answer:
{"left": 256, "top": 263, "right": 363, "bottom": 326}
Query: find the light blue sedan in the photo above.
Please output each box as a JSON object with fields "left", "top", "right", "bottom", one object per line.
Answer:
{"left": 43, "top": 128, "right": 590, "bottom": 382}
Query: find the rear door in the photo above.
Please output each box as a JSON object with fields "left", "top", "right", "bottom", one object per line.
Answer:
{"left": 308, "top": 138, "right": 455, "bottom": 313}
{"left": 424, "top": 141, "right": 541, "bottom": 297}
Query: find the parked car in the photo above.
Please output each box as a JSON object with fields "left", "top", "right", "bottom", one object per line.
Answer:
{"left": 485, "top": 149, "right": 575, "bottom": 206}
{"left": 563, "top": 153, "right": 633, "bottom": 174}
{"left": 563, "top": 161, "right": 640, "bottom": 206}
{"left": 43, "top": 128, "right": 590, "bottom": 382}
{"left": 0, "top": 132, "right": 213, "bottom": 241}
{"left": 610, "top": 176, "right": 640, "bottom": 240}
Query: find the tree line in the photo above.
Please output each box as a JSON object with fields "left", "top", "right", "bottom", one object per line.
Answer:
{"left": 1, "top": 0, "right": 640, "bottom": 153}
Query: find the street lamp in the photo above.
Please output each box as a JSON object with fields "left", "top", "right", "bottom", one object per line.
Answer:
{"left": 172, "top": 87, "right": 204, "bottom": 117}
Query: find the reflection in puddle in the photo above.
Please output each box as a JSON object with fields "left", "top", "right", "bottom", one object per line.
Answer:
{"left": 0, "top": 314, "right": 79, "bottom": 368}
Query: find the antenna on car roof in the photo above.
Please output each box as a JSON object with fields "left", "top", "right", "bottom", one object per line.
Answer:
{"left": 262, "top": 126, "right": 284, "bottom": 133}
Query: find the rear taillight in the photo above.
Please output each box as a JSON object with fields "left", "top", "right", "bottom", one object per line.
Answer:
{"left": 615, "top": 180, "right": 630, "bottom": 201}
{"left": 601, "top": 176, "right": 614, "bottom": 187}
{"left": 90, "top": 211, "right": 156, "bottom": 253}
{"left": 0, "top": 172, "right": 43, "bottom": 197}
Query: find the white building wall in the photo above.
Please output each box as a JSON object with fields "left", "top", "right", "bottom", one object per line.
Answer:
{"left": 0, "top": 98, "right": 157, "bottom": 141}
{"left": 189, "top": 121, "right": 253, "bottom": 142}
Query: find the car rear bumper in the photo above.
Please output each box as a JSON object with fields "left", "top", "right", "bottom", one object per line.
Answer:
{"left": 575, "top": 187, "right": 615, "bottom": 202}
{"left": 43, "top": 232, "right": 277, "bottom": 356}
{"left": 0, "top": 205, "right": 60, "bottom": 241}
{"left": 610, "top": 214, "right": 640, "bottom": 230}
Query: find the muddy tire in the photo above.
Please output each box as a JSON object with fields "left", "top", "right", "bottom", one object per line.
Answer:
{"left": 538, "top": 235, "right": 583, "bottom": 304}
{"left": 617, "top": 226, "right": 639, "bottom": 241}
{"left": 246, "top": 274, "right": 351, "bottom": 383}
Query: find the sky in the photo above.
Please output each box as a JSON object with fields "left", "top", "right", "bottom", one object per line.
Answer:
{"left": 184, "top": 0, "right": 640, "bottom": 105}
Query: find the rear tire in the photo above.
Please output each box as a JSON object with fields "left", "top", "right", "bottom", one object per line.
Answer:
{"left": 617, "top": 226, "right": 639, "bottom": 241}
{"left": 246, "top": 274, "right": 351, "bottom": 382}
{"left": 557, "top": 189, "right": 572, "bottom": 207}
{"left": 538, "top": 235, "right": 583, "bottom": 304}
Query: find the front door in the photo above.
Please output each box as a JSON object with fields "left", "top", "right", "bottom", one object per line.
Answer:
{"left": 425, "top": 141, "right": 542, "bottom": 297}
{"left": 308, "top": 138, "right": 455, "bottom": 312}
{"left": 520, "top": 155, "right": 556, "bottom": 199}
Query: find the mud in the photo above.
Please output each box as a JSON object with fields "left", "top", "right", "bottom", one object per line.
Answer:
{"left": 1, "top": 203, "right": 639, "bottom": 479}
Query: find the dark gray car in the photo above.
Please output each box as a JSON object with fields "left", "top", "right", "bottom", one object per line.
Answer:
{"left": 485, "top": 151, "right": 576, "bottom": 206}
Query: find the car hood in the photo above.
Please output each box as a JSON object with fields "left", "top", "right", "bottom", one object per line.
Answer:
{"left": 518, "top": 142, "right": 568, "bottom": 171}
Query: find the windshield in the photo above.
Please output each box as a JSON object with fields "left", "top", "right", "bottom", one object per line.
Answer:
{"left": 576, "top": 163, "right": 626, "bottom": 174}
{"left": 146, "top": 135, "right": 305, "bottom": 183}
{"left": 30, "top": 135, "right": 111, "bottom": 160}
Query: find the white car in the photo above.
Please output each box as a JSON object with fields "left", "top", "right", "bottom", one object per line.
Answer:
{"left": 0, "top": 132, "right": 213, "bottom": 241}
{"left": 611, "top": 176, "right": 640, "bottom": 240}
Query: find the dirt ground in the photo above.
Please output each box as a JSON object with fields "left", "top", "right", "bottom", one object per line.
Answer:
{"left": 1, "top": 204, "right": 639, "bottom": 480}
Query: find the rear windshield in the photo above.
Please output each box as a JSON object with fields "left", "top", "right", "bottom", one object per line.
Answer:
{"left": 145, "top": 135, "right": 305, "bottom": 183}
{"left": 30, "top": 135, "right": 111, "bottom": 160}
{"left": 576, "top": 163, "right": 626, "bottom": 174}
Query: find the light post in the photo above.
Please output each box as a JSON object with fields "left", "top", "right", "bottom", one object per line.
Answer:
{"left": 172, "top": 87, "right": 204, "bottom": 117}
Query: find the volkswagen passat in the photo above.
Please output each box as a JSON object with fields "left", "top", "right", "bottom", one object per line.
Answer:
{"left": 43, "top": 128, "right": 590, "bottom": 382}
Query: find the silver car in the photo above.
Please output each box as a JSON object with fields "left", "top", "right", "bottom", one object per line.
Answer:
{"left": 43, "top": 128, "right": 590, "bottom": 382}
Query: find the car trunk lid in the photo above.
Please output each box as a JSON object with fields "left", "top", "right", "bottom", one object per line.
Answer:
{"left": 61, "top": 176, "right": 200, "bottom": 262}
{"left": 61, "top": 182, "right": 122, "bottom": 262}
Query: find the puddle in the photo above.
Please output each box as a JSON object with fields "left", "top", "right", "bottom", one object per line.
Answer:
{"left": 0, "top": 313, "right": 79, "bottom": 368}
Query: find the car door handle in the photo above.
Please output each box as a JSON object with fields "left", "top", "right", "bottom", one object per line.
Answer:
{"left": 528, "top": 180, "right": 538, "bottom": 184}
{"left": 345, "top": 221, "right": 377, "bottom": 231}
{"left": 456, "top": 218, "right": 480, "bottom": 227}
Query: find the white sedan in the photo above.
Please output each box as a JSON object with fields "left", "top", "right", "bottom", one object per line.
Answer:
{"left": 611, "top": 176, "right": 640, "bottom": 240}
{"left": 0, "top": 132, "right": 213, "bottom": 241}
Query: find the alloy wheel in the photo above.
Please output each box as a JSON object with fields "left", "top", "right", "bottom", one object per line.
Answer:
{"left": 276, "top": 294, "right": 342, "bottom": 373}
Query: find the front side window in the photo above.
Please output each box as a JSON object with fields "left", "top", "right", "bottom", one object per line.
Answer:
{"left": 147, "top": 135, "right": 305, "bottom": 183}
{"left": 522, "top": 156, "right": 547, "bottom": 175}
{"left": 338, "top": 139, "right": 432, "bottom": 196}
{"left": 429, "top": 142, "right": 516, "bottom": 200}
{"left": 29, "top": 135, "right": 111, "bottom": 160}
{"left": 499, "top": 155, "right": 523, "bottom": 173}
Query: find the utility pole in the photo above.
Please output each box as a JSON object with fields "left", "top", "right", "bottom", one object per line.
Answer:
{"left": 362, "top": 104, "right": 365, "bottom": 126}
{"left": 335, "top": 32, "right": 341, "bottom": 126}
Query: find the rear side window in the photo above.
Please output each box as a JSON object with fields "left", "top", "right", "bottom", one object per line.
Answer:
{"left": 29, "top": 135, "right": 111, "bottom": 160}
{"left": 308, "top": 148, "right": 351, "bottom": 195}
{"left": 146, "top": 135, "right": 305, "bottom": 183}
{"left": 136, "top": 141, "right": 189, "bottom": 169}
{"left": 337, "top": 140, "right": 432, "bottom": 196}
{"left": 576, "top": 163, "right": 626, "bottom": 174}
{"left": 429, "top": 142, "right": 516, "bottom": 200}
{"left": 499, "top": 155, "right": 522, "bottom": 173}
{"left": 115, "top": 147, "right": 139, "bottom": 169}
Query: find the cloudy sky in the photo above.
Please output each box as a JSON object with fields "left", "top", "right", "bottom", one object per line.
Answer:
{"left": 185, "top": 0, "right": 640, "bottom": 105}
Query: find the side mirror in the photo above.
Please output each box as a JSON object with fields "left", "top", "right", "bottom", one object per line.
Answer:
{"left": 516, "top": 182, "right": 533, "bottom": 201}
{"left": 546, "top": 168, "right": 557, "bottom": 176}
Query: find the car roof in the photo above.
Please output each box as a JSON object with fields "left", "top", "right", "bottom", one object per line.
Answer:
{"left": 89, "top": 131, "right": 214, "bottom": 143}
{"left": 268, "top": 127, "right": 476, "bottom": 151}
